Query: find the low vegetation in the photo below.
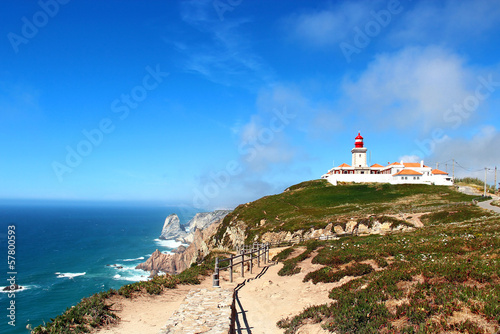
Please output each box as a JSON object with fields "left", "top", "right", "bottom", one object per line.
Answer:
{"left": 276, "top": 207, "right": 500, "bottom": 333}
{"left": 277, "top": 240, "right": 321, "bottom": 276}
{"left": 455, "top": 177, "right": 496, "bottom": 194}
{"left": 213, "top": 180, "right": 477, "bottom": 246}
{"left": 33, "top": 180, "right": 499, "bottom": 333}
{"left": 30, "top": 256, "right": 218, "bottom": 333}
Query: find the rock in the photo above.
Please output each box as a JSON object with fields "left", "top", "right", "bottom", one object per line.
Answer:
{"left": 159, "top": 214, "right": 187, "bottom": 242}
{"left": 172, "top": 245, "right": 187, "bottom": 253}
{"left": 186, "top": 210, "right": 232, "bottom": 234}
{"left": 137, "top": 213, "right": 227, "bottom": 274}
{"left": 3, "top": 284, "right": 22, "bottom": 291}
{"left": 345, "top": 220, "right": 357, "bottom": 234}
{"left": 333, "top": 225, "right": 345, "bottom": 235}
{"left": 357, "top": 223, "right": 370, "bottom": 235}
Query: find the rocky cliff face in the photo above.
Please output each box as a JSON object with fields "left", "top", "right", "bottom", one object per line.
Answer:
{"left": 136, "top": 210, "right": 231, "bottom": 275}
{"left": 159, "top": 214, "right": 187, "bottom": 241}
{"left": 136, "top": 218, "right": 223, "bottom": 275}
{"left": 158, "top": 210, "right": 232, "bottom": 243}
{"left": 184, "top": 210, "right": 232, "bottom": 243}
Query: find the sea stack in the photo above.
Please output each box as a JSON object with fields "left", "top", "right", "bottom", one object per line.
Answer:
{"left": 159, "top": 214, "right": 187, "bottom": 242}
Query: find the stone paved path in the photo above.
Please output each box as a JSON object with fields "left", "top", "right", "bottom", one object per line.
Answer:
{"left": 159, "top": 287, "right": 233, "bottom": 334}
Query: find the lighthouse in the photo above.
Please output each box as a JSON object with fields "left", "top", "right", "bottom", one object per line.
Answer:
{"left": 351, "top": 132, "right": 368, "bottom": 170}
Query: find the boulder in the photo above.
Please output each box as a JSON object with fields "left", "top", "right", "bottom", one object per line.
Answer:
{"left": 159, "top": 214, "right": 187, "bottom": 241}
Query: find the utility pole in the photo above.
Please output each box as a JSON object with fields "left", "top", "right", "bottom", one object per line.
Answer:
{"left": 452, "top": 159, "right": 455, "bottom": 180}
{"left": 445, "top": 163, "right": 448, "bottom": 173}
{"left": 436, "top": 162, "right": 439, "bottom": 170}
{"left": 484, "top": 167, "right": 488, "bottom": 197}
{"left": 495, "top": 166, "right": 497, "bottom": 192}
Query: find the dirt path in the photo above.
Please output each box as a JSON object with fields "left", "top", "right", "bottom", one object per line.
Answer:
{"left": 94, "top": 278, "right": 214, "bottom": 334}
{"left": 234, "top": 253, "right": 358, "bottom": 334}
{"left": 94, "top": 248, "right": 350, "bottom": 334}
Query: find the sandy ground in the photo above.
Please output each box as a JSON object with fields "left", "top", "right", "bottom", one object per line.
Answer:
{"left": 93, "top": 247, "right": 347, "bottom": 334}
{"left": 94, "top": 279, "right": 213, "bottom": 334}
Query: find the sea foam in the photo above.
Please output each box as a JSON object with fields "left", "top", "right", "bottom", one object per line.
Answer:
{"left": 154, "top": 238, "right": 185, "bottom": 249}
{"left": 55, "top": 272, "right": 86, "bottom": 279}
{"left": 121, "top": 256, "right": 145, "bottom": 262}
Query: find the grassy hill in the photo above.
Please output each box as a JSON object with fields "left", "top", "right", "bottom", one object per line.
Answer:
{"left": 32, "top": 180, "right": 498, "bottom": 333}
{"left": 242, "top": 181, "right": 499, "bottom": 333}
{"left": 213, "top": 180, "right": 479, "bottom": 246}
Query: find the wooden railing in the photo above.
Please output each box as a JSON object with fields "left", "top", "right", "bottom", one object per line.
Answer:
{"left": 213, "top": 243, "right": 270, "bottom": 287}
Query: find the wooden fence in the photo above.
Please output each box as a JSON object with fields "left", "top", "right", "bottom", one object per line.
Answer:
{"left": 213, "top": 243, "right": 269, "bottom": 287}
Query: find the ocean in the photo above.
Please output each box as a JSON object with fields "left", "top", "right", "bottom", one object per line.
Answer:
{"left": 0, "top": 202, "right": 200, "bottom": 334}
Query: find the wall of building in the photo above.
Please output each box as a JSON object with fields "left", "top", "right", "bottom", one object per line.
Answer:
{"left": 326, "top": 173, "right": 453, "bottom": 186}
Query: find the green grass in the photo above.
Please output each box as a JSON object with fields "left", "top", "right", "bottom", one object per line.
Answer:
{"left": 277, "top": 212, "right": 500, "bottom": 333}
{"left": 212, "top": 180, "right": 477, "bottom": 247}
{"left": 303, "top": 262, "right": 373, "bottom": 284}
{"left": 30, "top": 291, "right": 118, "bottom": 334}
{"left": 420, "top": 205, "right": 493, "bottom": 226}
{"left": 277, "top": 240, "right": 322, "bottom": 276}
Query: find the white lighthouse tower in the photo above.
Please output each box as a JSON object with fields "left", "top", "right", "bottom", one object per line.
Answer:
{"left": 351, "top": 132, "right": 368, "bottom": 172}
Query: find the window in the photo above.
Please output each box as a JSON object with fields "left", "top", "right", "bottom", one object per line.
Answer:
{"left": 359, "top": 154, "right": 361, "bottom": 157}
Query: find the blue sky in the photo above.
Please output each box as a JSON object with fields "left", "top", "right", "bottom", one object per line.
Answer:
{"left": 1, "top": 0, "right": 499, "bottom": 209}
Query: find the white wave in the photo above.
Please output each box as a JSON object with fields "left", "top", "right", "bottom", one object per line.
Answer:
{"left": 111, "top": 269, "right": 149, "bottom": 282}
{"left": 154, "top": 238, "right": 185, "bottom": 249}
{"left": 120, "top": 275, "right": 149, "bottom": 282}
{"left": 55, "top": 272, "right": 86, "bottom": 279}
{"left": 121, "top": 257, "right": 145, "bottom": 262}
{"left": 109, "top": 264, "right": 149, "bottom": 282}
{"left": 0, "top": 285, "right": 35, "bottom": 293}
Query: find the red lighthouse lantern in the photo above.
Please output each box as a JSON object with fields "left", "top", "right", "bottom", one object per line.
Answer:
{"left": 355, "top": 132, "right": 364, "bottom": 148}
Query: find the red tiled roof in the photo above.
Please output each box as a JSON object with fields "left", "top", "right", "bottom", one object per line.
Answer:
{"left": 338, "top": 163, "right": 351, "bottom": 168}
{"left": 371, "top": 164, "right": 384, "bottom": 167}
{"left": 387, "top": 162, "right": 403, "bottom": 166}
{"left": 432, "top": 169, "right": 448, "bottom": 175}
{"left": 403, "top": 162, "right": 422, "bottom": 167}
{"left": 393, "top": 169, "right": 423, "bottom": 176}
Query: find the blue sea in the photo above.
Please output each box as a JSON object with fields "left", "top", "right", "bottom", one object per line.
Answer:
{"left": 0, "top": 201, "right": 200, "bottom": 334}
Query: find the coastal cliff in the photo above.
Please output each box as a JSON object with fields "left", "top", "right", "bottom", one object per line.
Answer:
{"left": 158, "top": 210, "right": 232, "bottom": 243}
{"left": 137, "top": 210, "right": 231, "bottom": 275}
{"left": 136, "top": 218, "right": 222, "bottom": 275}
{"left": 159, "top": 214, "right": 187, "bottom": 241}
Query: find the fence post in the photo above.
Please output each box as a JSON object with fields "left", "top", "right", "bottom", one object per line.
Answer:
{"left": 249, "top": 248, "right": 253, "bottom": 274}
{"left": 241, "top": 249, "right": 245, "bottom": 278}
{"left": 257, "top": 244, "right": 261, "bottom": 268}
{"left": 229, "top": 256, "right": 233, "bottom": 283}
{"left": 213, "top": 257, "right": 220, "bottom": 288}
{"left": 266, "top": 243, "right": 269, "bottom": 263}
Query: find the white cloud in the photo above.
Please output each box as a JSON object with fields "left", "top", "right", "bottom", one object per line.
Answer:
{"left": 398, "top": 155, "right": 420, "bottom": 163}
{"left": 283, "top": 1, "right": 381, "bottom": 47}
{"left": 429, "top": 126, "right": 500, "bottom": 182}
{"left": 172, "top": 0, "right": 274, "bottom": 88}
{"left": 389, "top": 0, "right": 500, "bottom": 46}
{"left": 342, "top": 46, "right": 477, "bottom": 132}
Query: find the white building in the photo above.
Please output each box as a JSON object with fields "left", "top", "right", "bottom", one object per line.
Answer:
{"left": 322, "top": 133, "right": 453, "bottom": 186}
